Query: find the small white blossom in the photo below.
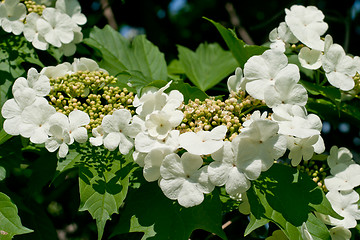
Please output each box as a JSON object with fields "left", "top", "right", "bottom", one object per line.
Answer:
{"left": 144, "top": 110, "right": 183, "bottom": 140}
{"left": 19, "top": 101, "right": 56, "bottom": 144}
{"left": 135, "top": 130, "right": 180, "bottom": 154}
{"left": 37, "top": 8, "right": 75, "bottom": 48}
{"left": 242, "top": 110, "right": 268, "bottom": 128}
{"left": 208, "top": 141, "right": 261, "bottom": 196}
{"left": 55, "top": 0, "right": 87, "bottom": 25}
{"left": 269, "top": 22, "right": 298, "bottom": 52}
{"left": 179, "top": 125, "right": 227, "bottom": 155}
{"left": 227, "top": 67, "right": 246, "bottom": 93}
{"left": 285, "top": 5, "right": 328, "bottom": 50}
{"left": 322, "top": 40, "right": 359, "bottom": 91}
{"left": 159, "top": 152, "right": 214, "bottom": 207}
{"left": 301, "top": 223, "right": 314, "bottom": 240}
{"left": 89, "top": 126, "right": 106, "bottom": 146}
{"left": 102, "top": 109, "right": 141, "bottom": 154}
{"left": 324, "top": 163, "right": 360, "bottom": 191}
{"left": 243, "top": 50, "right": 299, "bottom": 100}
{"left": 0, "top": 0, "right": 26, "bottom": 35}
{"left": 327, "top": 146, "right": 355, "bottom": 170}
{"left": 272, "top": 104, "right": 322, "bottom": 138}
{"left": 287, "top": 135, "right": 325, "bottom": 166}
{"left": 143, "top": 147, "right": 173, "bottom": 182}
{"left": 323, "top": 190, "right": 360, "bottom": 229}
{"left": 234, "top": 119, "right": 287, "bottom": 171}
{"left": 24, "top": 13, "right": 49, "bottom": 50}
{"left": 298, "top": 47, "right": 322, "bottom": 70}
{"left": 329, "top": 226, "right": 352, "bottom": 240}
{"left": 12, "top": 68, "right": 51, "bottom": 97}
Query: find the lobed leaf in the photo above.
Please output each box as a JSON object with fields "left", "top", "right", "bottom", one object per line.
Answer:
{"left": 84, "top": 26, "right": 167, "bottom": 81}
{"left": 177, "top": 42, "right": 237, "bottom": 92}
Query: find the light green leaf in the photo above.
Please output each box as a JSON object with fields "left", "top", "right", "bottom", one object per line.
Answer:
{"left": 246, "top": 164, "right": 333, "bottom": 239}
{"left": 84, "top": 25, "right": 167, "bottom": 81}
{"left": 78, "top": 151, "right": 136, "bottom": 240}
{"left": 167, "top": 59, "right": 185, "bottom": 80}
{"left": 0, "top": 192, "right": 33, "bottom": 238}
{"left": 177, "top": 43, "right": 237, "bottom": 92}
{"left": 300, "top": 80, "right": 341, "bottom": 105}
{"left": 244, "top": 214, "right": 269, "bottom": 236}
{"left": 205, "top": 18, "right": 268, "bottom": 68}
{"left": 112, "top": 182, "right": 227, "bottom": 240}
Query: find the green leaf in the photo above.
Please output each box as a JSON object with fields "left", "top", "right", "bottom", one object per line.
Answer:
{"left": 246, "top": 164, "right": 333, "bottom": 239}
{"left": 167, "top": 80, "right": 208, "bottom": 103}
{"left": 78, "top": 151, "right": 136, "bottom": 240}
{"left": 0, "top": 129, "right": 11, "bottom": 145}
{"left": 205, "top": 18, "right": 268, "bottom": 68}
{"left": 301, "top": 213, "right": 332, "bottom": 240}
{"left": 84, "top": 25, "right": 167, "bottom": 81}
{"left": 0, "top": 192, "right": 33, "bottom": 238}
{"left": 167, "top": 59, "right": 185, "bottom": 80}
{"left": 112, "top": 182, "right": 227, "bottom": 240}
{"left": 0, "top": 166, "right": 5, "bottom": 181}
{"left": 300, "top": 81, "right": 341, "bottom": 105}
{"left": 177, "top": 42, "right": 237, "bottom": 92}
{"left": 244, "top": 214, "right": 269, "bottom": 236}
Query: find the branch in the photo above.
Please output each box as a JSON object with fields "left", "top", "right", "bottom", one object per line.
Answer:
{"left": 225, "top": 2, "right": 254, "bottom": 45}
{"left": 101, "top": 0, "right": 118, "bottom": 30}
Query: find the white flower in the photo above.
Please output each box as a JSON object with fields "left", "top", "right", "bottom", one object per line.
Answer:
{"left": 208, "top": 141, "right": 261, "bottom": 196}
{"left": 327, "top": 146, "right": 355, "bottom": 170}
{"left": 179, "top": 125, "right": 227, "bottom": 155}
{"left": 37, "top": 8, "right": 74, "bottom": 48}
{"left": 234, "top": 119, "right": 287, "bottom": 171}
{"left": 144, "top": 110, "right": 183, "bottom": 140}
{"left": 269, "top": 22, "right": 298, "bottom": 52}
{"left": 264, "top": 69, "right": 307, "bottom": 108}
{"left": 324, "top": 163, "right": 360, "bottom": 191}
{"left": 132, "top": 150, "right": 147, "bottom": 167}
{"left": 242, "top": 110, "right": 268, "bottom": 128}
{"left": 134, "top": 130, "right": 180, "bottom": 153}
{"left": 159, "top": 152, "right": 214, "bottom": 207}
{"left": 19, "top": 100, "right": 56, "bottom": 144}
{"left": 272, "top": 104, "right": 322, "bottom": 138}
{"left": 40, "top": 62, "right": 72, "bottom": 79}
{"left": 322, "top": 42, "right": 359, "bottom": 91}
{"left": 71, "top": 57, "right": 104, "bottom": 73}
{"left": 12, "top": 68, "right": 51, "bottom": 97}
{"left": 133, "top": 81, "right": 184, "bottom": 118}
{"left": 102, "top": 109, "right": 141, "bottom": 154}
{"left": 298, "top": 47, "right": 322, "bottom": 70}
{"left": 45, "top": 113, "right": 73, "bottom": 158}
{"left": 23, "top": 13, "right": 49, "bottom": 51}
{"left": 89, "top": 126, "right": 106, "bottom": 146}
{"left": 287, "top": 135, "right": 325, "bottom": 166}
{"left": 285, "top": 5, "right": 328, "bottom": 50}
{"left": 325, "top": 190, "right": 360, "bottom": 229}
{"left": 329, "top": 226, "right": 352, "bottom": 240}
{"left": 60, "top": 29, "right": 83, "bottom": 56}
{"left": 243, "top": 49, "right": 299, "bottom": 100}
{"left": 227, "top": 67, "right": 246, "bottom": 93}
{"left": 301, "top": 223, "right": 314, "bottom": 240}
{"left": 1, "top": 88, "right": 37, "bottom": 135}
{"left": 55, "top": 0, "right": 87, "bottom": 25}
{"left": 143, "top": 147, "right": 173, "bottom": 182}
{"left": 0, "top": 0, "right": 26, "bottom": 35}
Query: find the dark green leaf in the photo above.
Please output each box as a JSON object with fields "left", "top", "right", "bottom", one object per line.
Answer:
{"left": 177, "top": 43, "right": 237, "bottom": 91}
{"left": 167, "top": 80, "right": 208, "bottom": 103}
{"left": 246, "top": 164, "right": 334, "bottom": 239}
{"left": 112, "top": 182, "right": 227, "bottom": 240}
{"left": 205, "top": 18, "right": 268, "bottom": 68}
{"left": 300, "top": 81, "right": 341, "bottom": 105}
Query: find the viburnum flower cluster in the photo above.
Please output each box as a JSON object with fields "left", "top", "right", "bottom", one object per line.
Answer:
{"left": 269, "top": 5, "right": 360, "bottom": 91}
{"left": 0, "top": 0, "right": 86, "bottom": 56}
{"left": 2, "top": 3, "right": 360, "bottom": 240}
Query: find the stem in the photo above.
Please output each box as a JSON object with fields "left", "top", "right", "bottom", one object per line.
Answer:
{"left": 101, "top": 0, "right": 118, "bottom": 30}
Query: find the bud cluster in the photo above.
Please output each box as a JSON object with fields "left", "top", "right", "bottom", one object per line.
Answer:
{"left": 177, "top": 93, "right": 265, "bottom": 140}
{"left": 21, "top": 0, "right": 46, "bottom": 15}
{"left": 297, "top": 160, "right": 328, "bottom": 191}
{"left": 47, "top": 71, "right": 135, "bottom": 130}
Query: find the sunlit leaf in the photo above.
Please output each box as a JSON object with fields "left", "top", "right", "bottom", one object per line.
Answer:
{"left": 205, "top": 18, "right": 268, "bottom": 68}
{"left": 177, "top": 42, "right": 237, "bottom": 92}
{"left": 84, "top": 25, "right": 167, "bottom": 81}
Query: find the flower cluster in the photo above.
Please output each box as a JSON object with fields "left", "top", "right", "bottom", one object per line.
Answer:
{"left": 270, "top": 5, "right": 360, "bottom": 91}
{"left": 0, "top": 0, "right": 86, "bottom": 56}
